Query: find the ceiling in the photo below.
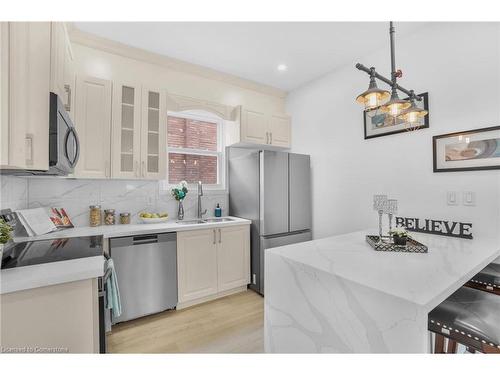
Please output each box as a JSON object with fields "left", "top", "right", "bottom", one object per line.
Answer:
{"left": 73, "top": 22, "right": 428, "bottom": 92}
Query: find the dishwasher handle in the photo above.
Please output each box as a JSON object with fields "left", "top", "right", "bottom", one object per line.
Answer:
{"left": 133, "top": 234, "right": 158, "bottom": 245}
{"left": 110, "top": 232, "right": 176, "bottom": 248}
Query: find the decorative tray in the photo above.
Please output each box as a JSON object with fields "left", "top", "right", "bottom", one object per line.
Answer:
{"left": 366, "top": 235, "right": 428, "bottom": 253}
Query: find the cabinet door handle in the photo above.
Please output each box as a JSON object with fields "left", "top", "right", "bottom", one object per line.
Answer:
{"left": 270, "top": 132, "right": 273, "bottom": 144}
{"left": 104, "top": 161, "right": 110, "bottom": 177}
{"left": 218, "top": 228, "right": 221, "bottom": 243}
{"left": 213, "top": 229, "right": 216, "bottom": 245}
{"left": 64, "top": 84, "right": 71, "bottom": 112}
{"left": 266, "top": 132, "right": 269, "bottom": 144}
{"left": 25, "top": 134, "right": 34, "bottom": 166}
{"left": 134, "top": 160, "right": 139, "bottom": 177}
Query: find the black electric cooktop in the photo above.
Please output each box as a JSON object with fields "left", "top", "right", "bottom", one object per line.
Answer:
{"left": 1, "top": 236, "right": 103, "bottom": 270}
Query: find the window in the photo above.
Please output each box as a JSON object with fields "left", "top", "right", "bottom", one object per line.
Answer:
{"left": 167, "top": 112, "right": 224, "bottom": 187}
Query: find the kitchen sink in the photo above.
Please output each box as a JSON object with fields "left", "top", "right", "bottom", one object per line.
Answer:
{"left": 176, "top": 217, "right": 235, "bottom": 225}
{"left": 204, "top": 218, "right": 235, "bottom": 223}
{"left": 176, "top": 219, "right": 207, "bottom": 225}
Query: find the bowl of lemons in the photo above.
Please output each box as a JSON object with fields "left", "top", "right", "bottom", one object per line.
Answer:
{"left": 139, "top": 212, "right": 169, "bottom": 223}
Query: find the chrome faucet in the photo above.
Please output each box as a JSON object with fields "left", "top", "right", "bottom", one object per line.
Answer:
{"left": 197, "top": 181, "right": 207, "bottom": 219}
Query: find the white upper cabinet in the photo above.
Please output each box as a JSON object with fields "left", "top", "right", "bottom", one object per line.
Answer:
{"left": 74, "top": 76, "right": 112, "bottom": 178}
{"left": 230, "top": 106, "right": 291, "bottom": 149}
{"left": 51, "top": 22, "right": 75, "bottom": 122}
{"left": 140, "top": 88, "right": 166, "bottom": 179}
{"left": 111, "top": 84, "right": 166, "bottom": 179}
{"left": 240, "top": 108, "right": 268, "bottom": 145}
{"left": 1, "top": 22, "right": 51, "bottom": 171}
{"left": 111, "top": 83, "right": 142, "bottom": 178}
{"left": 268, "top": 113, "right": 291, "bottom": 148}
{"left": 1, "top": 22, "right": 75, "bottom": 171}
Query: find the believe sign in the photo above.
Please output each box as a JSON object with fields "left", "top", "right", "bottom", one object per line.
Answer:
{"left": 395, "top": 217, "right": 473, "bottom": 239}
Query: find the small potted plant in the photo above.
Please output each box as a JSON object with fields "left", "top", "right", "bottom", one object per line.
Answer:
{"left": 171, "top": 181, "right": 188, "bottom": 220}
{"left": 0, "top": 218, "right": 13, "bottom": 259}
{"left": 389, "top": 227, "right": 410, "bottom": 246}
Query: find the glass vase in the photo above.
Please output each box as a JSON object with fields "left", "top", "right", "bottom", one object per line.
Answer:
{"left": 177, "top": 199, "right": 184, "bottom": 220}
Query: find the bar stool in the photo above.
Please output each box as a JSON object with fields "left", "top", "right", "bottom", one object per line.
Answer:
{"left": 465, "top": 263, "right": 500, "bottom": 295}
{"left": 428, "top": 286, "right": 500, "bottom": 353}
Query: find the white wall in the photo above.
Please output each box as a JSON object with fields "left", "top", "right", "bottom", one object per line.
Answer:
{"left": 287, "top": 22, "right": 500, "bottom": 241}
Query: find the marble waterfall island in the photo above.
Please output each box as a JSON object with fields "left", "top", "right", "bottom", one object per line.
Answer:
{"left": 264, "top": 230, "right": 500, "bottom": 353}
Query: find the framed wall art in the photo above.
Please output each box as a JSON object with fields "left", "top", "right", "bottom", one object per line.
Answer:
{"left": 433, "top": 125, "right": 500, "bottom": 172}
{"left": 364, "top": 92, "right": 429, "bottom": 139}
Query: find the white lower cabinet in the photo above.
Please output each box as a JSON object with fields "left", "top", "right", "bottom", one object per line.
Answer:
{"left": 217, "top": 225, "right": 251, "bottom": 292}
{"left": 177, "top": 225, "right": 250, "bottom": 307}
{"left": 177, "top": 229, "right": 218, "bottom": 303}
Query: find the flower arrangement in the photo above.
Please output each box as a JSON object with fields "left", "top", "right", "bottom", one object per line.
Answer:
{"left": 389, "top": 227, "right": 410, "bottom": 246}
{"left": 0, "top": 218, "right": 12, "bottom": 245}
{"left": 389, "top": 227, "right": 410, "bottom": 238}
{"left": 171, "top": 180, "right": 188, "bottom": 201}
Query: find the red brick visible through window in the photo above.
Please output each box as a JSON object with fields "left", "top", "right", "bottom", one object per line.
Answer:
{"left": 167, "top": 116, "right": 218, "bottom": 184}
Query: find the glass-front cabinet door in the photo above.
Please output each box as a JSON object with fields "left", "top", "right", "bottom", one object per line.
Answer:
{"left": 112, "top": 83, "right": 141, "bottom": 178}
{"left": 141, "top": 88, "right": 166, "bottom": 179}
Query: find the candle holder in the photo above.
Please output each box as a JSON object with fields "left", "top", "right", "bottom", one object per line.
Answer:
{"left": 385, "top": 199, "right": 398, "bottom": 238}
{"left": 373, "top": 195, "right": 388, "bottom": 242}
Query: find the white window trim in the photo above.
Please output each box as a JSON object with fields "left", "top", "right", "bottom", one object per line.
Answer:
{"left": 163, "top": 110, "right": 226, "bottom": 191}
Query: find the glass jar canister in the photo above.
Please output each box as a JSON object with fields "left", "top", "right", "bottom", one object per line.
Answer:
{"left": 89, "top": 205, "right": 102, "bottom": 227}
{"left": 120, "top": 212, "right": 131, "bottom": 225}
{"left": 104, "top": 209, "right": 116, "bottom": 225}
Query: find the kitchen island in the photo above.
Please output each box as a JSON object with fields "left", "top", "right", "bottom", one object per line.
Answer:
{"left": 264, "top": 230, "right": 500, "bottom": 353}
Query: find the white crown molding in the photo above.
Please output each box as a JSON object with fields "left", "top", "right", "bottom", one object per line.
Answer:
{"left": 166, "top": 93, "right": 236, "bottom": 121}
{"left": 67, "top": 24, "right": 287, "bottom": 99}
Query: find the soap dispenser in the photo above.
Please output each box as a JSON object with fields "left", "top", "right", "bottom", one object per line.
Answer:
{"left": 215, "top": 203, "right": 222, "bottom": 217}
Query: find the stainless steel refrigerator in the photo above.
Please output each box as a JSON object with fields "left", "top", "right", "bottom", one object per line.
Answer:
{"left": 227, "top": 147, "right": 312, "bottom": 295}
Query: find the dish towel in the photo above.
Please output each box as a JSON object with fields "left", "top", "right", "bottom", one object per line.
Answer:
{"left": 105, "top": 258, "right": 122, "bottom": 318}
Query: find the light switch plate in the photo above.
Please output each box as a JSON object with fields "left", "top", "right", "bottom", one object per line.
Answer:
{"left": 447, "top": 191, "right": 458, "bottom": 206}
{"left": 463, "top": 191, "right": 476, "bottom": 206}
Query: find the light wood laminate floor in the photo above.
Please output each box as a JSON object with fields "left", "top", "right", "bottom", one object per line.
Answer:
{"left": 107, "top": 290, "right": 264, "bottom": 353}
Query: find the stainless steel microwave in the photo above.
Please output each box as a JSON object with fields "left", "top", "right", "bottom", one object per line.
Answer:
{"left": 31, "top": 92, "right": 80, "bottom": 176}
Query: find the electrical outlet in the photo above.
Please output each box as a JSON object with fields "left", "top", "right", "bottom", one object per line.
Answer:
{"left": 463, "top": 191, "right": 476, "bottom": 206}
{"left": 447, "top": 191, "right": 458, "bottom": 206}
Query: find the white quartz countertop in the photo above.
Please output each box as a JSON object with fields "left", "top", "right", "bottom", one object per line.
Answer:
{"left": 267, "top": 229, "right": 500, "bottom": 310}
{"left": 1, "top": 255, "right": 105, "bottom": 295}
{"left": 13, "top": 216, "right": 251, "bottom": 242}
{"left": 3, "top": 216, "right": 250, "bottom": 295}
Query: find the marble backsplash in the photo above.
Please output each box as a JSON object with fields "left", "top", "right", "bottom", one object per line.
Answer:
{"left": 0, "top": 176, "right": 228, "bottom": 227}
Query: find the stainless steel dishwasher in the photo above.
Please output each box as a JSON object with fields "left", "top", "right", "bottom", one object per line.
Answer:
{"left": 110, "top": 232, "right": 177, "bottom": 324}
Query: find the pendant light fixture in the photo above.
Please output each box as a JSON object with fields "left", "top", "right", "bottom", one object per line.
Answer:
{"left": 398, "top": 90, "right": 428, "bottom": 125}
{"left": 356, "top": 68, "right": 390, "bottom": 110}
{"left": 355, "top": 22, "right": 426, "bottom": 122}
